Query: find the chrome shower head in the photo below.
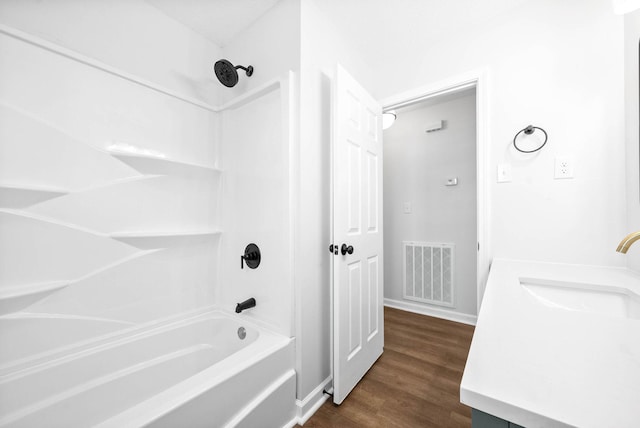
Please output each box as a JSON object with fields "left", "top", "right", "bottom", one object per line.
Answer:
{"left": 214, "top": 59, "right": 253, "bottom": 88}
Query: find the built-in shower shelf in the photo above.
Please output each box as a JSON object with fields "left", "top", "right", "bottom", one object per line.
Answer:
{"left": 0, "top": 281, "right": 68, "bottom": 316}
{"left": 107, "top": 149, "right": 221, "bottom": 175}
{"left": 110, "top": 230, "right": 221, "bottom": 249}
{"left": 0, "top": 183, "right": 69, "bottom": 208}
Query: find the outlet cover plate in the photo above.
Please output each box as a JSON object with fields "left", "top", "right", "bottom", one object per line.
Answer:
{"left": 554, "top": 156, "right": 574, "bottom": 179}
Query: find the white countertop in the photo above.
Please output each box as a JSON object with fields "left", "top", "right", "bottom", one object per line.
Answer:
{"left": 460, "top": 259, "right": 640, "bottom": 428}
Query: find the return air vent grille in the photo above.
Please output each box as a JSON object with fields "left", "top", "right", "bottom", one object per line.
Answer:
{"left": 403, "top": 241, "right": 454, "bottom": 307}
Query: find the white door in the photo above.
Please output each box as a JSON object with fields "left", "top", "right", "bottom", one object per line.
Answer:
{"left": 332, "top": 64, "right": 384, "bottom": 405}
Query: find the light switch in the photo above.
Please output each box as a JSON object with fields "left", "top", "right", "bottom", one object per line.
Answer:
{"left": 497, "top": 163, "right": 512, "bottom": 183}
{"left": 403, "top": 202, "right": 412, "bottom": 214}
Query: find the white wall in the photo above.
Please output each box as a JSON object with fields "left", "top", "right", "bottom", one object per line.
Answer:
{"left": 625, "top": 9, "right": 640, "bottom": 270}
{"left": 0, "top": 1, "right": 222, "bottom": 361}
{"left": 383, "top": 92, "right": 477, "bottom": 316}
{"left": 372, "top": 0, "right": 627, "bottom": 283}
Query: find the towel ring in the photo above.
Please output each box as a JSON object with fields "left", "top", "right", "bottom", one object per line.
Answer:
{"left": 513, "top": 125, "right": 547, "bottom": 153}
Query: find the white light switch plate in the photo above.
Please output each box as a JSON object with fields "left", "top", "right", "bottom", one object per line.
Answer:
{"left": 403, "top": 202, "right": 412, "bottom": 214}
{"left": 497, "top": 163, "right": 512, "bottom": 183}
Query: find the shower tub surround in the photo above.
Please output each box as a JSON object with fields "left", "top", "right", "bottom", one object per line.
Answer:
{"left": 0, "top": 310, "right": 295, "bottom": 428}
{"left": 461, "top": 259, "right": 640, "bottom": 428}
{"left": 0, "top": 9, "right": 296, "bottom": 427}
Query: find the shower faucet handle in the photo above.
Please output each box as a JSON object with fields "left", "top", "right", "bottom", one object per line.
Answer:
{"left": 240, "top": 243, "right": 261, "bottom": 269}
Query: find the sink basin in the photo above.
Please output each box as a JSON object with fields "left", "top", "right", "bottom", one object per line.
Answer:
{"left": 520, "top": 278, "right": 640, "bottom": 320}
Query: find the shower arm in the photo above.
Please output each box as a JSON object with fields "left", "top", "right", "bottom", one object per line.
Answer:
{"left": 235, "top": 64, "right": 254, "bottom": 76}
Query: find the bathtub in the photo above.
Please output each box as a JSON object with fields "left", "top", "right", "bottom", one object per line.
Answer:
{"left": 0, "top": 310, "right": 296, "bottom": 428}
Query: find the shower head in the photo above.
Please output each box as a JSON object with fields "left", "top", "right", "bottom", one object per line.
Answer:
{"left": 214, "top": 59, "right": 254, "bottom": 88}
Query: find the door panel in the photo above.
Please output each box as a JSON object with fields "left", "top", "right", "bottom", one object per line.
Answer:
{"left": 367, "top": 255, "right": 379, "bottom": 340}
{"left": 347, "top": 262, "right": 362, "bottom": 360}
{"left": 366, "top": 151, "right": 378, "bottom": 232}
{"left": 347, "top": 141, "right": 361, "bottom": 234}
{"left": 332, "top": 64, "right": 383, "bottom": 405}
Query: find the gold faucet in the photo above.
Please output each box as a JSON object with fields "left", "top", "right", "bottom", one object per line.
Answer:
{"left": 616, "top": 231, "right": 640, "bottom": 253}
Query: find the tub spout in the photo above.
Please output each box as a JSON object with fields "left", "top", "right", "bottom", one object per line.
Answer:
{"left": 235, "top": 298, "right": 256, "bottom": 313}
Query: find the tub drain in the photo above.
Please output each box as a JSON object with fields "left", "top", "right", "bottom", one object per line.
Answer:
{"left": 237, "top": 327, "right": 246, "bottom": 340}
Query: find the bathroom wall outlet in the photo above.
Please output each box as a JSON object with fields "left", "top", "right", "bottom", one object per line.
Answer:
{"left": 497, "top": 163, "right": 512, "bottom": 183}
{"left": 554, "top": 156, "right": 574, "bottom": 179}
{"left": 403, "top": 202, "right": 412, "bottom": 214}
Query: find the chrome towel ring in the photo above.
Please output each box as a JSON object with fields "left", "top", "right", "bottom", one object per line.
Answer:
{"left": 513, "top": 125, "right": 547, "bottom": 153}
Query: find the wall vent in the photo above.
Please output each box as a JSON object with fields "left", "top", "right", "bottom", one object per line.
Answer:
{"left": 403, "top": 241, "right": 454, "bottom": 307}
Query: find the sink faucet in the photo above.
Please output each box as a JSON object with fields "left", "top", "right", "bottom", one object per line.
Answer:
{"left": 616, "top": 231, "right": 640, "bottom": 254}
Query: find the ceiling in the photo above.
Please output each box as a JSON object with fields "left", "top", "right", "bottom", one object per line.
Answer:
{"left": 145, "top": 0, "right": 281, "bottom": 47}
{"left": 314, "top": 0, "right": 531, "bottom": 70}
{"left": 145, "top": 0, "right": 532, "bottom": 69}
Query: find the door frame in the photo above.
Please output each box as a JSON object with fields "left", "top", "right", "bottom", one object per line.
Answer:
{"left": 379, "top": 69, "right": 490, "bottom": 314}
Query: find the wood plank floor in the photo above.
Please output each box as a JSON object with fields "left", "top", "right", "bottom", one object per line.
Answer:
{"left": 300, "top": 307, "right": 475, "bottom": 428}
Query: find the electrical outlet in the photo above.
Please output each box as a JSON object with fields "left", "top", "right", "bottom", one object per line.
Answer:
{"left": 554, "top": 156, "right": 574, "bottom": 179}
{"left": 497, "top": 163, "right": 512, "bottom": 183}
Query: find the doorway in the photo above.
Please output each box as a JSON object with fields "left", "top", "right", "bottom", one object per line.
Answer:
{"left": 329, "top": 70, "right": 487, "bottom": 406}
{"left": 381, "top": 75, "right": 487, "bottom": 323}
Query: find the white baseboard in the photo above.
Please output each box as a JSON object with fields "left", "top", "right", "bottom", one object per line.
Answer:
{"left": 384, "top": 298, "right": 477, "bottom": 325}
{"left": 283, "top": 418, "right": 298, "bottom": 428}
{"left": 295, "top": 376, "right": 332, "bottom": 425}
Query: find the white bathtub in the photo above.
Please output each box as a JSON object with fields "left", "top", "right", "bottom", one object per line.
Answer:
{"left": 0, "top": 310, "right": 296, "bottom": 428}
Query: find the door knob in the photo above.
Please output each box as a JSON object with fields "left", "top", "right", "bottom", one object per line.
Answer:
{"left": 341, "top": 243, "right": 354, "bottom": 255}
{"left": 329, "top": 244, "right": 338, "bottom": 255}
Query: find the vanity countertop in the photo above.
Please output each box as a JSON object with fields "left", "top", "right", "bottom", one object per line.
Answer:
{"left": 460, "top": 259, "right": 640, "bottom": 428}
